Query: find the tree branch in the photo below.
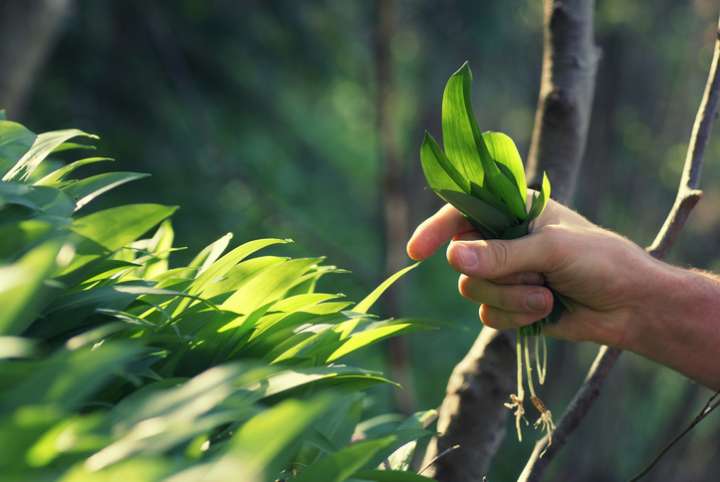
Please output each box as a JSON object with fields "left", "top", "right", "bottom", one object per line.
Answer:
{"left": 422, "top": 329, "right": 515, "bottom": 481}
{"left": 526, "top": 0, "right": 601, "bottom": 201}
{"left": 422, "top": 2, "right": 599, "bottom": 480}
{"left": 518, "top": 13, "right": 720, "bottom": 482}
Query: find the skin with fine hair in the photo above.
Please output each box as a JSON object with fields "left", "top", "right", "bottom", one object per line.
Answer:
{"left": 407, "top": 200, "right": 720, "bottom": 390}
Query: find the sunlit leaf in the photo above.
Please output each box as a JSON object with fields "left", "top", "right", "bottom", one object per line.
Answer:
{"left": 3, "top": 129, "right": 98, "bottom": 182}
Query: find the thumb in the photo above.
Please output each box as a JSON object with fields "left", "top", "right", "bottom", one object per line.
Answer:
{"left": 446, "top": 233, "right": 557, "bottom": 279}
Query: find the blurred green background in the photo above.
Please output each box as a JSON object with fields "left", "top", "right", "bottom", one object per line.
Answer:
{"left": 6, "top": 0, "right": 720, "bottom": 480}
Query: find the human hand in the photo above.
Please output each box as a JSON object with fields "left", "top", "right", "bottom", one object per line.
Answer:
{"left": 407, "top": 199, "right": 672, "bottom": 350}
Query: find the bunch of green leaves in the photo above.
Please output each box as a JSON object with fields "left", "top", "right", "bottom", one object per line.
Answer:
{"left": 419, "top": 63, "right": 559, "bottom": 443}
{"left": 0, "top": 112, "right": 439, "bottom": 482}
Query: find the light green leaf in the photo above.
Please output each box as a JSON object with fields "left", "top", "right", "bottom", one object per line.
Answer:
{"left": 3, "top": 129, "right": 98, "bottom": 182}
{"left": 293, "top": 437, "right": 396, "bottom": 482}
{"left": 354, "top": 263, "right": 418, "bottom": 314}
{"left": 0, "top": 336, "right": 35, "bottom": 359}
{"left": 0, "top": 240, "right": 64, "bottom": 335}
{"left": 441, "top": 62, "right": 485, "bottom": 187}
{"left": 189, "top": 232, "right": 233, "bottom": 274}
{"left": 443, "top": 64, "right": 527, "bottom": 220}
{"left": 189, "top": 238, "right": 291, "bottom": 296}
{"left": 327, "top": 321, "right": 431, "bottom": 362}
{"left": 420, "top": 132, "right": 467, "bottom": 193}
{"left": 71, "top": 204, "right": 177, "bottom": 252}
{"left": 34, "top": 157, "right": 114, "bottom": 186}
{"left": 61, "top": 171, "right": 149, "bottom": 210}
{"left": 528, "top": 172, "right": 551, "bottom": 221}
{"left": 483, "top": 131, "right": 527, "bottom": 205}
{"left": 0, "top": 120, "right": 36, "bottom": 176}
{"left": 220, "top": 257, "right": 320, "bottom": 313}
{"left": 143, "top": 220, "right": 174, "bottom": 278}
{"left": 228, "top": 396, "right": 334, "bottom": 480}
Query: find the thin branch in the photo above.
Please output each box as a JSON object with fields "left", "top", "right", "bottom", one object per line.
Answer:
{"left": 518, "top": 13, "right": 720, "bottom": 482}
{"left": 629, "top": 390, "right": 720, "bottom": 481}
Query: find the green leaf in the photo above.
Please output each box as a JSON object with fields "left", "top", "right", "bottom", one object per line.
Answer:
{"left": 3, "top": 129, "right": 98, "bottom": 182}
{"left": 228, "top": 396, "right": 334, "bottom": 480}
{"left": 327, "top": 320, "right": 433, "bottom": 362}
{"left": 143, "top": 220, "right": 174, "bottom": 278}
{"left": 2, "top": 342, "right": 144, "bottom": 412}
{"left": 293, "top": 436, "right": 396, "bottom": 482}
{"left": 443, "top": 64, "right": 527, "bottom": 220}
{"left": 441, "top": 62, "right": 485, "bottom": 187}
{"left": 61, "top": 171, "right": 149, "bottom": 210}
{"left": 221, "top": 257, "right": 321, "bottom": 313}
{"left": 248, "top": 366, "right": 393, "bottom": 399}
{"left": 34, "top": 157, "right": 114, "bottom": 187}
{"left": 72, "top": 203, "right": 177, "bottom": 252}
{"left": 528, "top": 172, "right": 551, "bottom": 221}
{"left": 0, "top": 120, "right": 36, "bottom": 176}
{"left": 354, "top": 263, "right": 418, "bottom": 314}
{"left": 420, "top": 132, "right": 467, "bottom": 193}
{"left": 189, "top": 232, "right": 233, "bottom": 274}
{"left": 189, "top": 238, "right": 291, "bottom": 296}
{"left": 0, "top": 240, "right": 64, "bottom": 335}
{"left": 483, "top": 131, "right": 527, "bottom": 205}
{"left": 438, "top": 189, "right": 512, "bottom": 234}
{"left": 0, "top": 336, "right": 35, "bottom": 359}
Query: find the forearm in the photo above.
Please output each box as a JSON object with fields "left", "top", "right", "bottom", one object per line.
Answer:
{"left": 629, "top": 264, "right": 720, "bottom": 390}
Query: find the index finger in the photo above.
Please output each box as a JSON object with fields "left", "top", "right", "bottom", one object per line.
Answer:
{"left": 407, "top": 204, "right": 474, "bottom": 260}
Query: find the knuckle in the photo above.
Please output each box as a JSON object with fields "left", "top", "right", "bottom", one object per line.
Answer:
{"left": 487, "top": 240, "right": 510, "bottom": 274}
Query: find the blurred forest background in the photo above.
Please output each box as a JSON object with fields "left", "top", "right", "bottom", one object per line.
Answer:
{"left": 4, "top": 0, "right": 720, "bottom": 480}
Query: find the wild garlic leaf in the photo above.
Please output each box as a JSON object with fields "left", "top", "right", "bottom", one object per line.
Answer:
{"left": 420, "top": 132, "right": 468, "bottom": 193}
{"left": 438, "top": 189, "right": 509, "bottom": 234}
{"left": 483, "top": 131, "right": 528, "bottom": 207}
{"left": 528, "top": 172, "right": 551, "bottom": 221}
{"left": 441, "top": 62, "right": 485, "bottom": 188}
{"left": 445, "top": 64, "right": 527, "bottom": 220}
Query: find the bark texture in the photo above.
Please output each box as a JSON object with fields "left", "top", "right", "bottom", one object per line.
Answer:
{"left": 422, "top": 1, "right": 599, "bottom": 480}
{"left": 526, "top": 0, "right": 600, "bottom": 202}
{"left": 422, "top": 329, "right": 514, "bottom": 480}
{"left": 0, "top": 0, "right": 73, "bottom": 116}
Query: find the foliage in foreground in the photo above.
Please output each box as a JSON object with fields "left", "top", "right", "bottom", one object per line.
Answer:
{"left": 0, "top": 113, "right": 438, "bottom": 482}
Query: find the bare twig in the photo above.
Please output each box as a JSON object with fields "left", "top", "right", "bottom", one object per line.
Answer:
{"left": 629, "top": 390, "right": 720, "bottom": 481}
{"left": 418, "top": 444, "right": 461, "bottom": 475}
{"left": 518, "top": 14, "right": 720, "bottom": 482}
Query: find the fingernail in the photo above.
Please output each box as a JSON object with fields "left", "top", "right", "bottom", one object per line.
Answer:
{"left": 526, "top": 292, "right": 547, "bottom": 311}
{"left": 455, "top": 244, "right": 478, "bottom": 269}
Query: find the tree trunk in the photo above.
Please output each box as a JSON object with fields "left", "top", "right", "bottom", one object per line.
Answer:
{"left": 374, "top": 0, "right": 415, "bottom": 414}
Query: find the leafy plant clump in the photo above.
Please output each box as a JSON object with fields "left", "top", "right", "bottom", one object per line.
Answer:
{"left": 0, "top": 112, "right": 438, "bottom": 482}
{"left": 419, "top": 62, "right": 563, "bottom": 443}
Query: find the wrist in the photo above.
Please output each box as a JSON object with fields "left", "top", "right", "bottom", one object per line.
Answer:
{"left": 622, "top": 258, "right": 689, "bottom": 353}
{"left": 626, "top": 261, "right": 720, "bottom": 382}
